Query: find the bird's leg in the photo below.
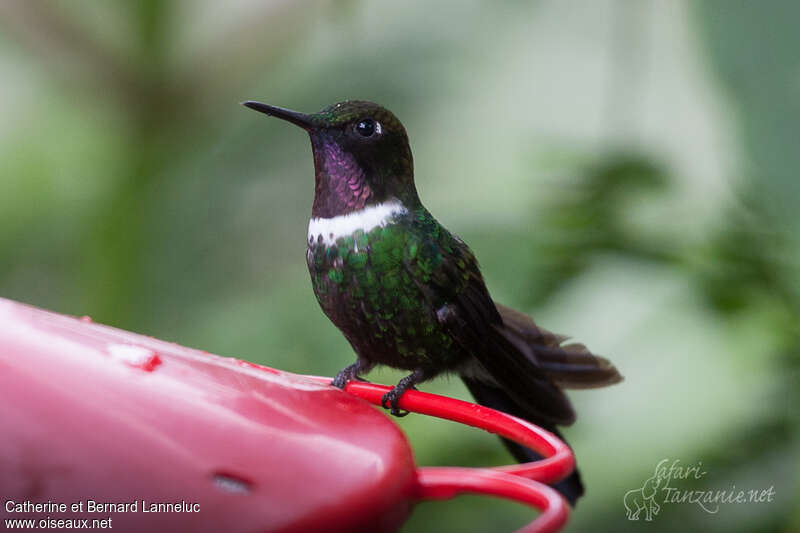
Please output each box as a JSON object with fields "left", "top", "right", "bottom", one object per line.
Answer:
{"left": 331, "top": 358, "right": 373, "bottom": 389}
{"left": 381, "top": 368, "right": 427, "bottom": 417}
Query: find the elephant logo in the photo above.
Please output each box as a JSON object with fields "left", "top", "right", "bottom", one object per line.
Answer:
{"left": 624, "top": 472, "right": 663, "bottom": 521}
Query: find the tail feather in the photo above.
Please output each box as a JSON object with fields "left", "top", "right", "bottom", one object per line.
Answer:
{"left": 459, "top": 303, "right": 623, "bottom": 506}
{"left": 461, "top": 377, "right": 585, "bottom": 506}
{"left": 494, "top": 302, "right": 623, "bottom": 389}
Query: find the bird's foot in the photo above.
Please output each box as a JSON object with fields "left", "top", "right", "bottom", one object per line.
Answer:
{"left": 331, "top": 360, "right": 372, "bottom": 389}
{"left": 380, "top": 369, "right": 426, "bottom": 418}
{"left": 331, "top": 372, "right": 349, "bottom": 389}
{"left": 381, "top": 389, "right": 410, "bottom": 417}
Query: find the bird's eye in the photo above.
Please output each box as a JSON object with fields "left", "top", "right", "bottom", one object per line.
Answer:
{"left": 355, "top": 119, "right": 380, "bottom": 137}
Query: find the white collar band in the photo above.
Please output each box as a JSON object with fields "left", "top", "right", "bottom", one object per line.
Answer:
{"left": 308, "top": 200, "right": 407, "bottom": 246}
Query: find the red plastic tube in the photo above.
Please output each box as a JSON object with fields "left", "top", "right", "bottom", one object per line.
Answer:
{"left": 306, "top": 378, "right": 572, "bottom": 533}
{"left": 417, "top": 468, "right": 568, "bottom": 533}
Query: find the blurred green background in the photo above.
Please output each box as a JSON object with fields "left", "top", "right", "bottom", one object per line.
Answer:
{"left": 1, "top": 1, "right": 798, "bottom": 531}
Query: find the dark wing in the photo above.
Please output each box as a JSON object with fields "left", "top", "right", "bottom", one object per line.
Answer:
{"left": 495, "top": 303, "right": 623, "bottom": 389}
{"left": 404, "top": 213, "right": 575, "bottom": 425}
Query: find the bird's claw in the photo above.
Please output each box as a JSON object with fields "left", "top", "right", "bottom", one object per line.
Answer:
{"left": 331, "top": 373, "right": 348, "bottom": 389}
{"left": 331, "top": 373, "right": 370, "bottom": 389}
{"left": 332, "top": 360, "right": 373, "bottom": 389}
{"left": 381, "top": 390, "right": 410, "bottom": 417}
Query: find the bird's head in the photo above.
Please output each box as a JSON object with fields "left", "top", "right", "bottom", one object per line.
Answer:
{"left": 244, "top": 100, "right": 418, "bottom": 218}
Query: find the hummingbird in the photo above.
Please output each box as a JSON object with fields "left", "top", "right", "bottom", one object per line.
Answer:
{"left": 243, "top": 99, "right": 622, "bottom": 506}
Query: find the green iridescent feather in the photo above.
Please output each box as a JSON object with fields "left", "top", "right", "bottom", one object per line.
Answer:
{"left": 307, "top": 207, "right": 473, "bottom": 369}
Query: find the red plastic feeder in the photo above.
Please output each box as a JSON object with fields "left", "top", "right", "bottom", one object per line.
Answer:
{"left": 0, "top": 298, "right": 573, "bottom": 532}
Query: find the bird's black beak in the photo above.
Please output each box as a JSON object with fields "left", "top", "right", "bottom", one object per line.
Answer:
{"left": 242, "top": 101, "right": 314, "bottom": 131}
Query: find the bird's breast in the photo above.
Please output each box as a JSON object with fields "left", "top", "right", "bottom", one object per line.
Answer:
{"left": 304, "top": 205, "right": 460, "bottom": 370}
